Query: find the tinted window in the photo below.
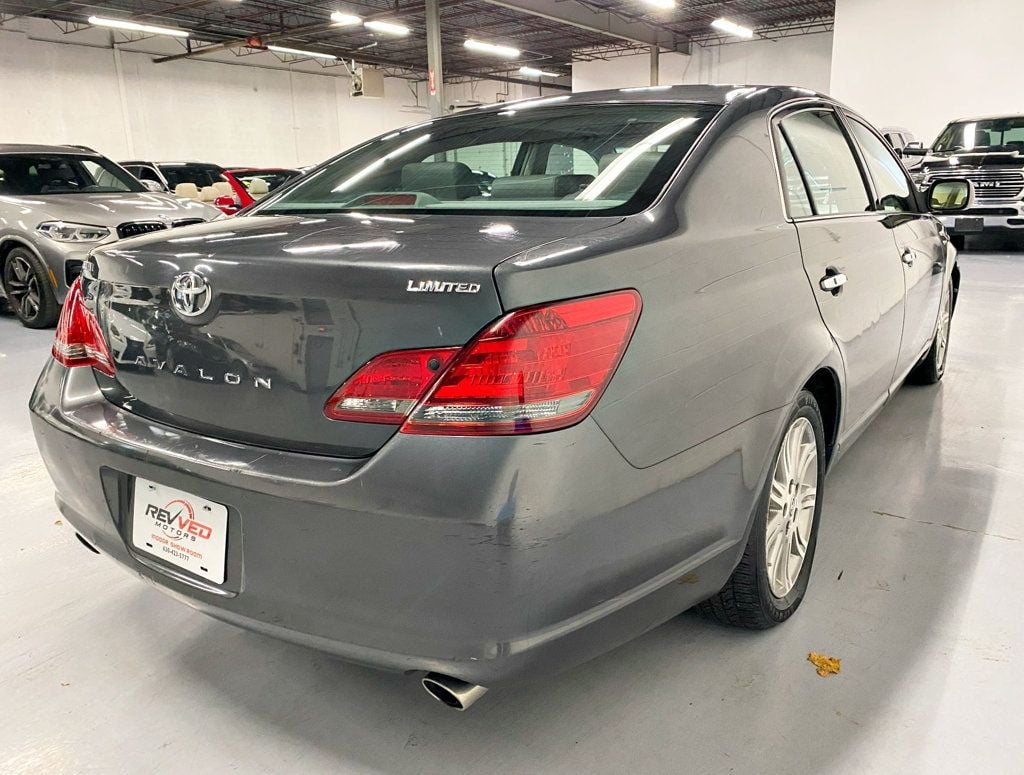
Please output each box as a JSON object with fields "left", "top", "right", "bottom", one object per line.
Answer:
{"left": 259, "top": 102, "right": 719, "bottom": 216}
{"left": 933, "top": 117, "right": 1024, "bottom": 152}
{"left": 849, "top": 119, "right": 914, "bottom": 212}
{"left": 158, "top": 163, "right": 225, "bottom": 189}
{"left": 780, "top": 110, "right": 870, "bottom": 216}
{"left": 0, "top": 154, "right": 143, "bottom": 195}
{"left": 777, "top": 135, "right": 813, "bottom": 217}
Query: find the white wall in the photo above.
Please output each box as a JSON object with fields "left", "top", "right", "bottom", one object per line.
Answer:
{"left": 831, "top": 0, "right": 1024, "bottom": 144}
{"left": 572, "top": 32, "right": 833, "bottom": 94}
{"left": 0, "top": 19, "right": 542, "bottom": 168}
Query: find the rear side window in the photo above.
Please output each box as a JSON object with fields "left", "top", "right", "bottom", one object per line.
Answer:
{"left": 777, "top": 136, "right": 813, "bottom": 218}
{"left": 848, "top": 119, "right": 914, "bottom": 213}
{"left": 779, "top": 110, "right": 870, "bottom": 216}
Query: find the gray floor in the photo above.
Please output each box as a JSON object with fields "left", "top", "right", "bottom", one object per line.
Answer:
{"left": 2, "top": 253, "right": 1022, "bottom": 775}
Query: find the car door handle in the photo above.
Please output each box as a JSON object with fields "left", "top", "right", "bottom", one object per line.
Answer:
{"left": 819, "top": 267, "right": 847, "bottom": 295}
{"left": 901, "top": 248, "right": 915, "bottom": 266}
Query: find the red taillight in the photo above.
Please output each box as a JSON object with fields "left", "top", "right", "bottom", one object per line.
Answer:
{"left": 323, "top": 290, "right": 641, "bottom": 435}
{"left": 324, "top": 347, "right": 461, "bottom": 424}
{"left": 52, "top": 277, "right": 115, "bottom": 377}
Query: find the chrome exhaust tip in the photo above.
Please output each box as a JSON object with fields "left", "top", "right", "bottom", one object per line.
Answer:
{"left": 421, "top": 673, "right": 488, "bottom": 711}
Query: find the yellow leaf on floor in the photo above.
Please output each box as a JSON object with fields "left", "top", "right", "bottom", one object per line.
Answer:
{"left": 807, "top": 652, "right": 841, "bottom": 677}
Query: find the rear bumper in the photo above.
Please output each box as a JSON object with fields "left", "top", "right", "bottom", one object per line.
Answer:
{"left": 30, "top": 361, "right": 782, "bottom": 685}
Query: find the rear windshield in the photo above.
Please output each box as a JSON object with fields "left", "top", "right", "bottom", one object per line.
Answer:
{"left": 257, "top": 100, "right": 718, "bottom": 216}
{"left": 933, "top": 117, "right": 1024, "bottom": 152}
{"left": 157, "top": 163, "right": 226, "bottom": 188}
{"left": 0, "top": 154, "right": 143, "bottom": 195}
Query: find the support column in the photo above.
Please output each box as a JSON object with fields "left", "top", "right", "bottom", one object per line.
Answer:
{"left": 425, "top": 0, "right": 445, "bottom": 117}
{"left": 649, "top": 45, "right": 659, "bottom": 86}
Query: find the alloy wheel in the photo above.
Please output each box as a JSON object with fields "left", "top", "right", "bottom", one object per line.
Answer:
{"left": 5, "top": 255, "right": 42, "bottom": 321}
{"left": 765, "top": 416, "right": 819, "bottom": 598}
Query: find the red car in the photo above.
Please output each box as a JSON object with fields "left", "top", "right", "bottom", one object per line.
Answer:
{"left": 223, "top": 168, "right": 302, "bottom": 209}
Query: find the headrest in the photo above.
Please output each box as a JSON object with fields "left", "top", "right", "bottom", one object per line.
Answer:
{"left": 247, "top": 177, "right": 269, "bottom": 196}
{"left": 174, "top": 182, "right": 200, "bottom": 199}
{"left": 199, "top": 185, "right": 218, "bottom": 202}
{"left": 401, "top": 161, "right": 477, "bottom": 200}
{"left": 213, "top": 181, "right": 233, "bottom": 197}
{"left": 595, "top": 151, "right": 665, "bottom": 198}
{"left": 488, "top": 174, "right": 594, "bottom": 200}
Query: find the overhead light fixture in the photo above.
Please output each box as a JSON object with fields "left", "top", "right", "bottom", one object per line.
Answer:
{"left": 710, "top": 18, "right": 755, "bottom": 38}
{"left": 519, "top": 66, "right": 560, "bottom": 78}
{"left": 330, "top": 11, "right": 362, "bottom": 26}
{"left": 88, "top": 16, "right": 189, "bottom": 38}
{"left": 267, "top": 45, "right": 338, "bottom": 61}
{"left": 364, "top": 19, "right": 410, "bottom": 36}
{"left": 464, "top": 38, "right": 520, "bottom": 58}
{"left": 641, "top": 0, "right": 676, "bottom": 8}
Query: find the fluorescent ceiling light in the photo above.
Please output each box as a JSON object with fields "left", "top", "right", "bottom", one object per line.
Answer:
{"left": 464, "top": 38, "right": 520, "bottom": 58}
{"left": 710, "top": 18, "right": 754, "bottom": 38}
{"left": 519, "top": 66, "right": 560, "bottom": 78}
{"left": 267, "top": 45, "right": 338, "bottom": 61}
{"left": 88, "top": 16, "right": 189, "bottom": 38}
{"left": 641, "top": 0, "right": 676, "bottom": 8}
{"left": 364, "top": 19, "right": 409, "bottom": 35}
{"left": 330, "top": 11, "right": 362, "bottom": 26}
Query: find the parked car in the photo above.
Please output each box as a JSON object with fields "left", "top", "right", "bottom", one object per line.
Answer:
{"left": 905, "top": 114, "right": 1024, "bottom": 247}
{"left": 880, "top": 125, "right": 924, "bottom": 170}
{"left": 120, "top": 160, "right": 240, "bottom": 215}
{"left": 0, "top": 145, "right": 219, "bottom": 328}
{"left": 32, "top": 86, "right": 967, "bottom": 709}
{"left": 223, "top": 167, "right": 302, "bottom": 208}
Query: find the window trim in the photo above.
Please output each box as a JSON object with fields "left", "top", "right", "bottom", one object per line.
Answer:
{"left": 840, "top": 111, "right": 922, "bottom": 215}
{"left": 770, "top": 104, "right": 877, "bottom": 222}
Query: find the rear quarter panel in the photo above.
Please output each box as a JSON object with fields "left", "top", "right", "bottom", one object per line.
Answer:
{"left": 496, "top": 110, "right": 839, "bottom": 470}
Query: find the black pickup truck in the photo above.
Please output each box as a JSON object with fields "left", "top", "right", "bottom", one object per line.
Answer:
{"left": 906, "top": 115, "right": 1024, "bottom": 248}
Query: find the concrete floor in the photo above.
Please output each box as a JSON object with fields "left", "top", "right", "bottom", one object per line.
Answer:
{"left": 2, "top": 253, "right": 1022, "bottom": 775}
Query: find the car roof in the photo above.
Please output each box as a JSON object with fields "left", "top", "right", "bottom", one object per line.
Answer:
{"left": 120, "top": 160, "right": 222, "bottom": 166}
{"left": 0, "top": 143, "right": 102, "bottom": 156}
{"left": 472, "top": 84, "right": 828, "bottom": 111}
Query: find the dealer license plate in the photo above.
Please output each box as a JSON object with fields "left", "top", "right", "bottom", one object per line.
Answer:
{"left": 131, "top": 478, "right": 228, "bottom": 584}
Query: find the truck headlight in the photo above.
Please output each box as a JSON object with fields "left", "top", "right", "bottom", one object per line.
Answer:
{"left": 36, "top": 221, "right": 111, "bottom": 243}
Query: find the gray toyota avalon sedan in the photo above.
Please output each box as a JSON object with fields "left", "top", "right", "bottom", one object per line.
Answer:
{"left": 31, "top": 86, "right": 967, "bottom": 710}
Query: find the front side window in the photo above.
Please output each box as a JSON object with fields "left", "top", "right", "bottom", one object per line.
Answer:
{"left": 933, "top": 117, "right": 1024, "bottom": 152}
{"left": 779, "top": 110, "right": 870, "bottom": 216}
{"left": 0, "top": 154, "right": 143, "bottom": 195}
{"left": 258, "top": 101, "right": 719, "bottom": 216}
{"left": 848, "top": 119, "right": 914, "bottom": 212}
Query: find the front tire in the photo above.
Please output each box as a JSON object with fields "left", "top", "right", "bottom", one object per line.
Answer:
{"left": 1, "top": 247, "right": 59, "bottom": 328}
{"left": 698, "top": 391, "right": 826, "bottom": 629}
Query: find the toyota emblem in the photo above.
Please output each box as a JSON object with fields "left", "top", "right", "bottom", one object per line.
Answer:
{"left": 170, "top": 271, "right": 212, "bottom": 318}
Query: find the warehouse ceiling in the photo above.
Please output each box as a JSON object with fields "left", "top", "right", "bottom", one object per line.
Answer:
{"left": 1, "top": 0, "right": 836, "bottom": 85}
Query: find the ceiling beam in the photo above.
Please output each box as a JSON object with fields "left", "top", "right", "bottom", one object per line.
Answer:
{"left": 479, "top": 0, "right": 688, "bottom": 53}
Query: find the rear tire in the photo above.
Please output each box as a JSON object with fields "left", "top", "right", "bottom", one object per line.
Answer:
{"left": 698, "top": 391, "right": 826, "bottom": 629}
{"left": 1, "top": 247, "right": 59, "bottom": 328}
{"left": 908, "top": 283, "right": 953, "bottom": 385}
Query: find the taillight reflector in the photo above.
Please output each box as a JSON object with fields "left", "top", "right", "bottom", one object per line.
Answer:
{"left": 324, "top": 290, "right": 641, "bottom": 435}
{"left": 52, "top": 277, "right": 115, "bottom": 377}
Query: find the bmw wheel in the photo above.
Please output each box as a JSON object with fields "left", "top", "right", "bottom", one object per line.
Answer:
{"left": 2, "top": 247, "right": 59, "bottom": 328}
{"left": 699, "top": 390, "right": 826, "bottom": 629}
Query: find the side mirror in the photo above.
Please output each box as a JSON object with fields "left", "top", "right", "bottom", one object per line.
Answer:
{"left": 901, "top": 142, "right": 927, "bottom": 157}
{"left": 140, "top": 179, "right": 165, "bottom": 192}
{"left": 927, "top": 179, "right": 973, "bottom": 212}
